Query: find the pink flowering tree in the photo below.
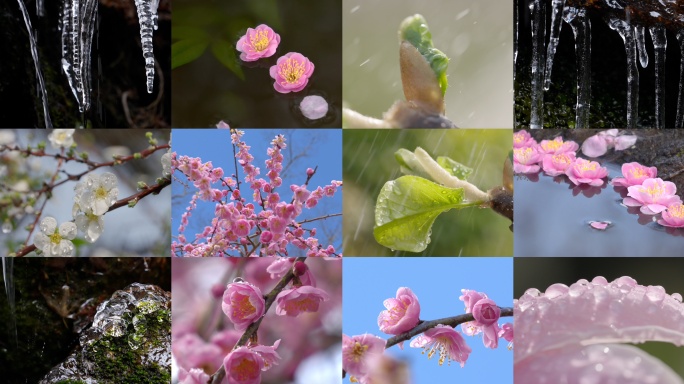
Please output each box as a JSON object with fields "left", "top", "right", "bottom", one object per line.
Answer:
{"left": 171, "top": 129, "right": 342, "bottom": 257}
{"left": 516, "top": 274, "right": 684, "bottom": 383}
{"left": 172, "top": 257, "right": 342, "bottom": 384}
{"left": 343, "top": 258, "right": 513, "bottom": 383}
{"left": 0, "top": 129, "right": 171, "bottom": 257}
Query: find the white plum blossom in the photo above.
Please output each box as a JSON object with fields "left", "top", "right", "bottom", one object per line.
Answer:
{"left": 34, "top": 216, "right": 77, "bottom": 256}
{"left": 48, "top": 129, "right": 75, "bottom": 149}
{"left": 161, "top": 149, "right": 171, "bottom": 177}
{"left": 74, "top": 172, "right": 119, "bottom": 216}
{"left": 74, "top": 207, "right": 104, "bottom": 243}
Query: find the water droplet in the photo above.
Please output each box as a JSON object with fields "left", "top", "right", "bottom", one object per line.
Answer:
{"left": 232, "top": 277, "right": 245, "bottom": 283}
{"left": 671, "top": 293, "right": 682, "bottom": 303}
{"left": 1, "top": 221, "right": 11, "bottom": 233}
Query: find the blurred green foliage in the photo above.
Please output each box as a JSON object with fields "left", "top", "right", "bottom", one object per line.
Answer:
{"left": 343, "top": 129, "right": 513, "bottom": 256}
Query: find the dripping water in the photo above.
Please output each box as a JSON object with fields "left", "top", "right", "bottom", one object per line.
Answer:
{"left": 650, "top": 26, "right": 666, "bottom": 128}
{"left": 1, "top": 257, "right": 18, "bottom": 347}
{"left": 530, "top": 0, "right": 547, "bottom": 129}
{"left": 17, "top": 0, "right": 52, "bottom": 128}
{"left": 564, "top": 6, "right": 591, "bottom": 128}
{"left": 635, "top": 25, "right": 648, "bottom": 68}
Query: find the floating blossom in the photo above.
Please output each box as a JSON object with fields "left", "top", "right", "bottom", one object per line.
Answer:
{"left": 48, "top": 129, "right": 75, "bottom": 149}
{"left": 236, "top": 24, "right": 280, "bottom": 62}
{"left": 33, "top": 216, "right": 77, "bottom": 257}
{"left": 269, "top": 52, "right": 315, "bottom": 93}
{"left": 657, "top": 203, "right": 684, "bottom": 228}
{"left": 275, "top": 285, "right": 329, "bottom": 317}
{"left": 75, "top": 172, "right": 119, "bottom": 216}
{"left": 589, "top": 221, "right": 610, "bottom": 230}
{"left": 624, "top": 178, "right": 682, "bottom": 215}
{"left": 612, "top": 162, "right": 657, "bottom": 187}
{"left": 409, "top": 325, "right": 472, "bottom": 367}
{"left": 565, "top": 158, "right": 608, "bottom": 187}
{"left": 222, "top": 282, "right": 266, "bottom": 331}
{"left": 513, "top": 130, "right": 537, "bottom": 148}
{"left": 582, "top": 129, "right": 638, "bottom": 157}
{"left": 223, "top": 346, "right": 264, "bottom": 384}
{"left": 513, "top": 146, "right": 542, "bottom": 174}
{"left": 378, "top": 287, "right": 421, "bottom": 335}
{"left": 342, "top": 334, "right": 386, "bottom": 379}
{"left": 300, "top": 95, "right": 329, "bottom": 120}
{"left": 541, "top": 152, "right": 576, "bottom": 177}
{"left": 538, "top": 137, "right": 579, "bottom": 155}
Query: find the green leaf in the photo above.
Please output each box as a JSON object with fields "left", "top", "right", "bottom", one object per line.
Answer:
{"left": 436, "top": 156, "right": 473, "bottom": 180}
{"left": 374, "top": 175, "right": 468, "bottom": 253}
{"left": 172, "top": 39, "right": 210, "bottom": 69}
{"left": 398, "top": 14, "right": 449, "bottom": 96}
{"left": 172, "top": 26, "right": 209, "bottom": 41}
{"left": 394, "top": 148, "right": 428, "bottom": 178}
{"left": 211, "top": 40, "right": 245, "bottom": 81}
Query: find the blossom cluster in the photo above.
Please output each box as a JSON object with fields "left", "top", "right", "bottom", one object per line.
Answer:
{"left": 343, "top": 287, "right": 513, "bottom": 384}
{"left": 172, "top": 130, "right": 342, "bottom": 257}
{"left": 514, "top": 129, "right": 684, "bottom": 229}
{"left": 236, "top": 24, "right": 315, "bottom": 94}
{"left": 173, "top": 257, "right": 341, "bottom": 384}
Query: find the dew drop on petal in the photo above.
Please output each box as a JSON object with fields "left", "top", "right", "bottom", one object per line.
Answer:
{"left": 233, "top": 277, "right": 245, "bottom": 283}
{"left": 672, "top": 293, "right": 683, "bottom": 303}
{"left": 300, "top": 95, "right": 328, "bottom": 120}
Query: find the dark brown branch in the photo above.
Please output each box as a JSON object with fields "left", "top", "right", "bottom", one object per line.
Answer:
{"left": 385, "top": 307, "right": 514, "bottom": 349}
{"left": 208, "top": 257, "right": 307, "bottom": 384}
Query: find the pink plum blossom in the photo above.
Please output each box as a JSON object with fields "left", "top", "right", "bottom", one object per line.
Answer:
{"left": 459, "top": 289, "right": 487, "bottom": 313}
{"left": 514, "top": 130, "right": 537, "bottom": 148}
{"left": 624, "top": 178, "right": 682, "bottom": 215}
{"left": 657, "top": 203, "right": 684, "bottom": 228}
{"left": 409, "top": 325, "right": 472, "bottom": 367}
{"left": 178, "top": 368, "right": 210, "bottom": 384}
{"left": 269, "top": 52, "right": 315, "bottom": 93}
{"left": 541, "top": 152, "right": 576, "bottom": 177}
{"left": 472, "top": 298, "right": 500, "bottom": 327}
{"left": 565, "top": 158, "right": 608, "bottom": 187}
{"left": 482, "top": 323, "right": 500, "bottom": 349}
{"left": 612, "top": 162, "right": 658, "bottom": 187}
{"left": 378, "top": 287, "right": 421, "bottom": 335}
{"left": 589, "top": 221, "right": 610, "bottom": 230}
{"left": 513, "top": 146, "right": 542, "bottom": 174}
{"left": 582, "top": 129, "right": 638, "bottom": 157}
{"left": 222, "top": 282, "right": 266, "bottom": 331}
{"left": 499, "top": 322, "right": 513, "bottom": 342}
{"left": 342, "top": 333, "right": 386, "bottom": 379}
{"left": 236, "top": 24, "right": 280, "bottom": 62}
{"left": 275, "top": 285, "right": 329, "bottom": 317}
{"left": 538, "top": 137, "right": 579, "bottom": 155}
{"left": 250, "top": 339, "right": 281, "bottom": 371}
{"left": 223, "top": 346, "right": 264, "bottom": 384}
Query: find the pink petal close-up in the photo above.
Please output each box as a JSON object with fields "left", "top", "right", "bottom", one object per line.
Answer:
{"left": 581, "top": 134, "right": 609, "bottom": 157}
{"left": 274, "top": 285, "right": 329, "bottom": 317}
{"left": 342, "top": 333, "right": 386, "bottom": 379}
{"left": 409, "top": 324, "right": 472, "bottom": 367}
{"left": 515, "top": 276, "right": 684, "bottom": 384}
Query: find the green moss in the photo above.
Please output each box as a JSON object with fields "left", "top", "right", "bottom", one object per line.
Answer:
{"left": 55, "top": 380, "right": 87, "bottom": 384}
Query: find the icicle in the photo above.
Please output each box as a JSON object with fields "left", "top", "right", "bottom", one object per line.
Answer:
{"left": 650, "top": 26, "right": 666, "bottom": 128}
{"left": 2, "top": 257, "right": 17, "bottom": 347}
{"left": 36, "top": 0, "right": 45, "bottom": 17}
{"left": 134, "top": 0, "right": 159, "bottom": 94}
{"left": 676, "top": 31, "right": 684, "bottom": 128}
{"left": 529, "top": 0, "right": 546, "bottom": 129}
{"left": 17, "top": 0, "right": 52, "bottom": 128}
{"left": 60, "top": 0, "right": 98, "bottom": 113}
{"left": 608, "top": 15, "right": 639, "bottom": 128}
{"left": 515, "top": 0, "right": 519, "bottom": 68}
{"left": 635, "top": 26, "right": 648, "bottom": 68}
{"left": 564, "top": 7, "right": 592, "bottom": 129}
{"left": 544, "top": 0, "right": 566, "bottom": 91}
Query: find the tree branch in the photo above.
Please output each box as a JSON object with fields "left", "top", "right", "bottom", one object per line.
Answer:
{"left": 208, "top": 257, "right": 307, "bottom": 384}
{"left": 385, "top": 307, "right": 514, "bottom": 349}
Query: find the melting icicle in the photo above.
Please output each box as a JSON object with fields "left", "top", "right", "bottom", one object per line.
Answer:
{"left": 608, "top": 15, "right": 639, "bottom": 128}
{"left": 2, "top": 257, "right": 17, "bottom": 347}
{"left": 36, "top": 0, "right": 45, "bottom": 17}
{"left": 677, "top": 31, "right": 684, "bottom": 128}
{"left": 134, "top": 0, "right": 159, "bottom": 94}
{"left": 650, "top": 27, "right": 666, "bottom": 128}
{"left": 544, "top": 0, "right": 566, "bottom": 91}
{"left": 530, "top": 0, "right": 546, "bottom": 129}
{"left": 17, "top": 0, "right": 52, "bottom": 128}
{"left": 564, "top": 7, "right": 592, "bottom": 128}
{"left": 515, "top": 0, "right": 519, "bottom": 68}
{"left": 60, "top": 0, "right": 98, "bottom": 113}
{"left": 635, "top": 26, "right": 648, "bottom": 68}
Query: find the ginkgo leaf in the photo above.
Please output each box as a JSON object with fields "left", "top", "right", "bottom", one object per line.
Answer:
{"left": 374, "top": 175, "right": 475, "bottom": 252}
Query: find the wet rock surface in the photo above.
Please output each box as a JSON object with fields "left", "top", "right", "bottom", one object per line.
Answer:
{"left": 39, "top": 283, "right": 171, "bottom": 384}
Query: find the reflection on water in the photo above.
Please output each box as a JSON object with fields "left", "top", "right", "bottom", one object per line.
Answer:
{"left": 515, "top": 162, "right": 684, "bottom": 257}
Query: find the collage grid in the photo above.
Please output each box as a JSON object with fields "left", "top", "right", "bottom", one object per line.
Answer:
{"left": 1, "top": 0, "right": 683, "bottom": 383}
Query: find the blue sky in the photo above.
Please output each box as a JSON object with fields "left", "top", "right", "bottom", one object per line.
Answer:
{"left": 171, "top": 129, "right": 342, "bottom": 256}
{"left": 343, "top": 258, "right": 513, "bottom": 384}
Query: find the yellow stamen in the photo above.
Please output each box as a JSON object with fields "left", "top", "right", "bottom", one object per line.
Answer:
{"left": 553, "top": 153, "right": 572, "bottom": 164}
{"left": 541, "top": 138, "right": 563, "bottom": 152}
{"left": 250, "top": 30, "right": 270, "bottom": 52}
{"left": 233, "top": 357, "right": 259, "bottom": 380}
{"left": 669, "top": 204, "right": 684, "bottom": 218}
{"left": 232, "top": 293, "right": 256, "bottom": 319}
{"left": 278, "top": 58, "right": 305, "bottom": 84}
{"left": 577, "top": 160, "right": 597, "bottom": 172}
{"left": 95, "top": 186, "right": 108, "bottom": 200}
{"left": 629, "top": 167, "right": 647, "bottom": 179}
{"left": 350, "top": 341, "right": 369, "bottom": 362}
{"left": 49, "top": 231, "right": 62, "bottom": 245}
